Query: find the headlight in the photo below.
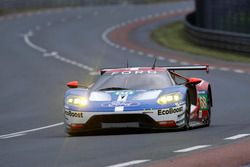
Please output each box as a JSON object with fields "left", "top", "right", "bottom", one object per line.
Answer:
{"left": 157, "top": 92, "right": 182, "bottom": 105}
{"left": 66, "top": 95, "right": 88, "bottom": 107}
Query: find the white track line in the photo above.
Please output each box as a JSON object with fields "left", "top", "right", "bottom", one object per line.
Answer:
{"left": 137, "top": 51, "right": 144, "bottom": 56}
{"left": 23, "top": 31, "right": 94, "bottom": 71}
{"left": 121, "top": 47, "right": 127, "bottom": 51}
{"left": 234, "top": 69, "right": 245, "bottom": 74}
{"left": 106, "top": 160, "right": 150, "bottom": 167}
{"left": 224, "top": 134, "right": 250, "bottom": 140}
{"left": 169, "top": 59, "right": 178, "bottom": 63}
{"left": 102, "top": 26, "right": 115, "bottom": 46}
{"left": 219, "top": 67, "right": 230, "bottom": 71}
{"left": 129, "top": 49, "right": 135, "bottom": 53}
{"left": 174, "top": 145, "right": 211, "bottom": 153}
{"left": 158, "top": 56, "right": 165, "bottom": 60}
{"left": 101, "top": 9, "right": 247, "bottom": 75}
{"left": 23, "top": 31, "right": 47, "bottom": 53}
{"left": 209, "top": 66, "right": 217, "bottom": 70}
{"left": 0, "top": 133, "right": 26, "bottom": 139}
{"left": 0, "top": 122, "right": 64, "bottom": 139}
{"left": 147, "top": 54, "right": 154, "bottom": 58}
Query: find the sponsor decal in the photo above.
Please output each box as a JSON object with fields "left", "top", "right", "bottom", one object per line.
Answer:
{"left": 110, "top": 70, "right": 157, "bottom": 75}
{"left": 198, "top": 90, "right": 206, "bottom": 94}
{"left": 102, "top": 101, "right": 139, "bottom": 107}
{"left": 199, "top": 110, "right": 203, "bottom": 118}
{"left": 65, "top": 110, "right": 83, "bottom": 118}
{"left": 115, "top": 91, "right": 134, "bottom": 95}
{"left": 199, "top": 94, "right": 208, "bottom": 110}
{"left": 158, "top": 107, "right": 183, "bottom": 115}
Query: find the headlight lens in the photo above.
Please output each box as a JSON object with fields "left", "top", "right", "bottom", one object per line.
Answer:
{"left": 157, "top": 92, "right": 182, "bottom": 105}
{"left": 66, "top": 95, "right": 88, "bottom": 107}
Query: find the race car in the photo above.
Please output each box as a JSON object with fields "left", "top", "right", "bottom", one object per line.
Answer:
{"left": 64, "top": 65, "right": 212, "bottom": 135}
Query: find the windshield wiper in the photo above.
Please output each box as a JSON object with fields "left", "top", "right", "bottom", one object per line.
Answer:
{"left": 99, "top": 87, "right": 128, "bottom": 91}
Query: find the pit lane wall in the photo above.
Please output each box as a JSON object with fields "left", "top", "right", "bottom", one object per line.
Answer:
{"left": 185, "top": 0, "right": 250, "bottom": 54}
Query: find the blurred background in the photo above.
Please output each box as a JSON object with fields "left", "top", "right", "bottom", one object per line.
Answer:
{"left": 196, "top": 0, "right": 250, "bottom": 34}
{"left": 2, "top": 0, "right": 248, "bottom": 54}
{"left": 186, "top": 0, "right": 250, "bottom": 54}
{"left": 1, "top": 1, "right": 250, "bottom": 167}
{"left": 0, "top": 0, "right": 183, "bottom": 10}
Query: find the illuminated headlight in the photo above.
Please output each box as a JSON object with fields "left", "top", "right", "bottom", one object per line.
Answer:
{"left": 66, "top": 95, "right": 88, "bottom": 107}
{"left": 157, "top": 92, "right": 182, "bottom": 105}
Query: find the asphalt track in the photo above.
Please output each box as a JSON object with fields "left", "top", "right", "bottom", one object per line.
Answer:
{"left": 0, "top": 1, "right": 250, "bottom": 167}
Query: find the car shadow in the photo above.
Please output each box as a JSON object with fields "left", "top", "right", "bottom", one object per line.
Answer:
{"left": 67, "top": 127, "right": 186, "bottom": 137}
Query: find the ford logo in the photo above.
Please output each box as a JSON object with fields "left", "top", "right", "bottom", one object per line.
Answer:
{"left": 102, "top": 101, "right": 139, "bottom": 107}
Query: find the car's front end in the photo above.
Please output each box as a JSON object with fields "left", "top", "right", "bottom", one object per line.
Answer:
{"left": 64, "top": 86, "right": 188, "bottom": 134}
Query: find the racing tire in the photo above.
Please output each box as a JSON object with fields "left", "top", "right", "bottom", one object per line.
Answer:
{"left": 66, "top": 128, "right": 81, "bottom": 137}
{"left": 67, "top": 132, "right": 79, "bottom": 136}
{"left": 205, "top": 92, "right": 212, "bottom": 127}
{"left": 183, "top": 93, "right": 191, "bottom": 130}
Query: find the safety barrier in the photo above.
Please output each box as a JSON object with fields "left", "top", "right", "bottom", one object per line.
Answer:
{"left": 184, "top": 13, "right": 250, "bottom": 54}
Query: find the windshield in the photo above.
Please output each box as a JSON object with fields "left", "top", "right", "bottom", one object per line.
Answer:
{"left": 91, "top": 70, "right": 173, "bottom": 91}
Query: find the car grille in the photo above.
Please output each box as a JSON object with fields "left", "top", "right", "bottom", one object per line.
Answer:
{"left": 85, "top": 114, "right": 157, "bottom": 129}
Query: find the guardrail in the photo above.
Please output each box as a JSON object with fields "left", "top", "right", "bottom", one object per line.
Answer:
{"left": 184, "top": 13, "right": 250, "bottom": 54}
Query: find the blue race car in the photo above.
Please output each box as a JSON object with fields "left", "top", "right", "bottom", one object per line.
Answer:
{"left": 64, "top": 65, "right": 212, "bottom": 135}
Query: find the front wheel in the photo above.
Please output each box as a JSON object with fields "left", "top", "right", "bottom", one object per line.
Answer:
{"left": 205, "top": 92, "right": 212, "bottom": 127}
{"left": 183, "top": 94, "right": 190, "bottom": 130}
{"left": 65, "top": 126, "right": 81, "bottom": 136}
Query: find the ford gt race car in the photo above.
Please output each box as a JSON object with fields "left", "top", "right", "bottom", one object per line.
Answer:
{"left": 64, "top": 65, "right": 212, "bottom": 135}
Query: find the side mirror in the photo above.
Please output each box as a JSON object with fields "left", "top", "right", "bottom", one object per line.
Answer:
{"left": 187, "top": 78, "right": 202, "bottom": 85}
{"left": 67, "top": 81, "right": 78, "bottom": 88}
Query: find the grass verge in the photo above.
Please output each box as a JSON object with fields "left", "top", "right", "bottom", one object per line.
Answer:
{"left": 151, "top": 22, "right": 250, "bottom": 63}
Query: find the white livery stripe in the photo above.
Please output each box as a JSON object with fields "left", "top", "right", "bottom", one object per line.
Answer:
{"left": 106, "top": 160, "right": 150, "bottom": 167}
{"left": 224, "top": 134, "right": 250, "bottom": 140}
{"left": 174, "top": 145, "right": 211, "bottom": 153}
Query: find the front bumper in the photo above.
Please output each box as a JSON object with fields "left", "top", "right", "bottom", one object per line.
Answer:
{"left": 64, "top": 105, "right": 186, "bottom": 132}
